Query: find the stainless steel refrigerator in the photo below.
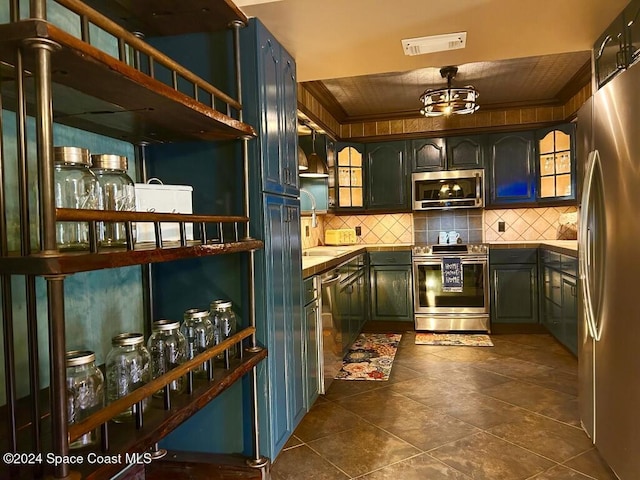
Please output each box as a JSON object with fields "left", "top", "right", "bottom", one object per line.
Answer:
{"left": 577, "top": 61, "right": 640, "bottom": 480}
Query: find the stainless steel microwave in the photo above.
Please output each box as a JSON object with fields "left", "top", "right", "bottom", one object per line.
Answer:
{"left": 412, "top": 169, "right": 484, "bottom": 210}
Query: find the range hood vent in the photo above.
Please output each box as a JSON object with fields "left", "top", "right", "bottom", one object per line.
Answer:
{"left": 401, "top": 32, "right": 467, "bottom": 56}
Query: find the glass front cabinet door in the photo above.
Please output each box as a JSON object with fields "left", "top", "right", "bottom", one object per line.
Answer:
{"left": 537, "top": 124, "right": 576, "bottom": 202}
{"left": 336, "top": 142, "right": 364, "bottom": 209}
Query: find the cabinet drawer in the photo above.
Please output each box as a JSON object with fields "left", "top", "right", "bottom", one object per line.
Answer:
{"left": 303, "top": 276, "right": 318, "bottom": 305}
{"left": 369, "top": 251, "right": 411, "bottom": 265}
{"left": 490, "top": 248, "right": 537, "bottom": 264}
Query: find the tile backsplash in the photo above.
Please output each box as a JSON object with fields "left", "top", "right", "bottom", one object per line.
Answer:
{"left": 323, "top": 214, "right": 413, "bottom": 244}
{"left": 413, "top": 210, "right": 484, "bottom": 245}
{"left": 301, "top": 206, "right": 577, "bottom": 248}
{"left": 484, "top": 206, "right": 578, "bottom": 241}
{"left": 301, "top": 215, "right": 325, "bottom": 249}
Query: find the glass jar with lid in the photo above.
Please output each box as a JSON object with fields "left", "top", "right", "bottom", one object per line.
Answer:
{"left": 148, "top": 320, "right": 186, "bottom": 395}
{"left": 210, "top": 300, "right": 238, "bottom": 359}
{"left": 90, "top": 154, "right": 136, "bottom": 248}
{"left": 181, "top": 308, "right": 214, "bottom": 377}
{"left": 105, "top": 333, "right": 150, "bottom": 423}
{"left": 54, "top": 146, "right": 101, "bottom": 250}
{"left": 66, "top": 350, "right": 104, "bottom": 449}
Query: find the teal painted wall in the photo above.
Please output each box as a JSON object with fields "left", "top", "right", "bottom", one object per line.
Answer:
{"left": 0, "top": 110, "right": 142, "bottom": 404}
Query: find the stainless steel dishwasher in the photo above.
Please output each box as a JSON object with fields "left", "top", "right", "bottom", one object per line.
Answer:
{"left": 319, "top": 268, "right": 342, "bottom": 394}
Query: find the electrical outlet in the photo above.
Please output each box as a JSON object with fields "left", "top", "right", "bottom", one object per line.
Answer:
{"left": 355, "top": 226, "right": 361, "bottom": 236}
{"left": 498, "top": 221, "right": 505, "bottom": 232}
{"left": 305, "top": 225, "right": 310, "bottom": 237}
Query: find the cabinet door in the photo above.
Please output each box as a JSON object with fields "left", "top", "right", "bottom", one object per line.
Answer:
{"left": 561, "top": 274, "right": 578, "bottom": 355}
{"left": 594, "top": 11, "right": 628, "bottom": 88}
{"left": 284, "top": 201, "right": 305, "bottom": 426}
{"left": 541, "top": 265, "right": 563, "bottom": 337}
{"left": 447, "top": 135, "right": 484, "bottom": 170}
{"left": 410, "top": 138, "right": 445, "bottom": 171}
{"left": 281, "top": 48, "right": 299, "bottom": 195}
{"left": 369, "top": 265, "right": 413, "bottom": 322}
{"left": 263, "top": 195, "right": 291, "bottom": 453}
{"left": 487, "top": 131, "right": 535, "bottom": 206}
{"left": 263, "top": 196, "right": 304, "bottom": 454}
{"left": 256, "top": 26, "right": 285, "bottom": 195}
{"left": 490, "top": 264, "right": 538, "bottom": 324}
{"left": 366, "top": 141, "right": 409, "bottom": 211}
{"left": 536, "top": 124, "right": 576, "bottom": 202}
{"left": 303, "top": 300, "right": 320, "bottom": 410}
{"left": 335, "top": 142, "right": 365, "bottom": 210}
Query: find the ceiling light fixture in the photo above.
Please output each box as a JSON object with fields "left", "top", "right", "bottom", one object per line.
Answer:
{"left": 419, "top": 66, "right": 479, "bottom": 117}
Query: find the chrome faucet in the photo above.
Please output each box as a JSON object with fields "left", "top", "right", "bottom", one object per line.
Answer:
{"left": 299, "top": 188, "right": 318, "bottom": 228}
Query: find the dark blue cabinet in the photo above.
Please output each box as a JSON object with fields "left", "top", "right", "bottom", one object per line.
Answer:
{"left": 366, "top": 141, "right": 409, "bottom": 211}
{"left": 490, "top": 249, "right": 539, "bottom": 324}
{"left": 447, "top": 135, "right": 484, "bottom": 170}
{"left": 411, "top": 135, "right": 483, "bottom": 172}
{"left": 256, "top": 194, "right": 304, "bottom": 458}
{"left": 487, "top": 131, "right": 536, "bottom": 206}
{"left": 410, "top": 138, "right": 446, "bottom": 171}
{"left": 242, "top": 18, "right": 298, "bottom": 196}
{"left": 369, "top": 251, "right": 413, "bottom": 322}
{"left": 540, "top": 250, "right": 577, "bottom": 355}
{"left": 241, "top": 18, "right": 304, "bottom": 460}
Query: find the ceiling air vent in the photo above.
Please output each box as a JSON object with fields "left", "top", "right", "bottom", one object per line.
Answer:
{"left": 401, "top": 32, "right": 467, "bottom": 56}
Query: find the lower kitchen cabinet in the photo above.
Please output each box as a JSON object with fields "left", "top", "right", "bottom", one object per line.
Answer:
{"left": 540, "top": 250, "right": 578, "bottom": 354}
{"left": 302, "top": 276, "right": 321, "bottom": 409}
{"left": 490, "top": 248, "right": 539, "bottom": 324}
{"left": 369, "top": 251, "right": 413, "bottom": 322}
{"left": 337, "top": 254, "right": 368, "bottom": 351}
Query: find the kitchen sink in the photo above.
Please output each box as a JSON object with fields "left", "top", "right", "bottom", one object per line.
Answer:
{"left": 302, "top": 248, "right": 350, "bottom": 257}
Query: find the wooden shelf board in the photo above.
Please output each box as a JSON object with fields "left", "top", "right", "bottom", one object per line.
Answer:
{"left": 0, "top": 239, "right": 263, "bottom": 275}
{"left": 77, "top": 0, "right": 249, "bottom": 37}
{"left": 0, "top": 348, "right": 267, "bottom": 480}
{"left": 0, "top": 20, "right": 256, "bottom": 143}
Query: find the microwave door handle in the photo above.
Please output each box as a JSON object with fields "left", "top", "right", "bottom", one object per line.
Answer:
{"left": 475, "top": 172, "right": 481, "bottom": 205}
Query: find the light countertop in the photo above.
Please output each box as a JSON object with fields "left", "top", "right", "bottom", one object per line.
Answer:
{"left": 488, "top": 240, "right": 578, "bottom": 256}
{"left": 302, "top": 241, "right": 577, "bottom": 278}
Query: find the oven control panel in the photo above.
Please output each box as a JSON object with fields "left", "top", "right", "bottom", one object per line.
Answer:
{"left": 412, "top": 243, "right": 488, "bottom": 256}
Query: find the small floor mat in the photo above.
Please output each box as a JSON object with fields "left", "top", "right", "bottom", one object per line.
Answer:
{"left": 335, "top": 333, "right": 402, "bottom": 381}
{"left": 415, "top": 333, "right": 494, "bottom": 347}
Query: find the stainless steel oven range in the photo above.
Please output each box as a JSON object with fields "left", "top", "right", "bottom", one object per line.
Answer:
{"left": 412, "top": 243, "right": 490, "bottom": 332}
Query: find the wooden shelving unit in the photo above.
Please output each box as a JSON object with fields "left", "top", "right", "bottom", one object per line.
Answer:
{"left": 0, "top": 1, "right": 268, "bottom": 478}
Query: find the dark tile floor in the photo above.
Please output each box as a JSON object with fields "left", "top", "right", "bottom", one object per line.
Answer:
{"left": 270, "top": 332, "right": 618, "bottom": 480}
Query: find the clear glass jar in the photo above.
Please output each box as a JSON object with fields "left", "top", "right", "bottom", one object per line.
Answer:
{"left": 90, "top": 154, "right": 136, "bottom": 248}
{"left": 105, "top": 333, "right": 150, "bottom": 423}
{"left": 181, "top": 308, "right": 214, "bottom": 377}
{"left": 210, "top": 300, "right": 237, "bottom": 359}
{"left": 148, "top": 320, "right": 186, "bottom": 395}
{"left": 66, "top": 350, "right": 104, "bottom": 449}
{"left": 54, "top": 146, "right": 101, "bottom": 250}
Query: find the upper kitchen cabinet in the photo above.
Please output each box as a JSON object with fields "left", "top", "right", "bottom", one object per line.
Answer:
{"left": 335, "top": 142, "right": 365, "bottom": 210}
{"left": 594, "top": 6, "right": 630, "bottom": 89}
{"left": 486, "top": 131, "right": 536, "bottom": 206}
{"left": 626, "top": 0, "right": 640, "bottom": 67}
{"left": 410, "top": 138, "right": 446, "bottom": 171}
{"left": 536, "top": 124, "right": 576, "bottom": 203}
{"left": 447, "top": 135, "right": 485, "bottom": 170}
{"left": 411, "top": 135, "right": 484, "bottom": 172}
{"left": 366, "top": 141, "right": 410, "bottom": 211}
{"left": 242, "top": 19, "right": 299, "bottom": 197}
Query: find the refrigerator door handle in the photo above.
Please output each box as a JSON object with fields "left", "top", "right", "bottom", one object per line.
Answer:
{"left": 579, "top": 150, "right": 601, "bottom": 341}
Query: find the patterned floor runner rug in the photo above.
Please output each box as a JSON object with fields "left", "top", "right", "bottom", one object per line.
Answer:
{"left": 415, "top": 333, "right": 494, "bottom": 347}
{"left": 335, "top": 333, "right": 402, "bottom": 381}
